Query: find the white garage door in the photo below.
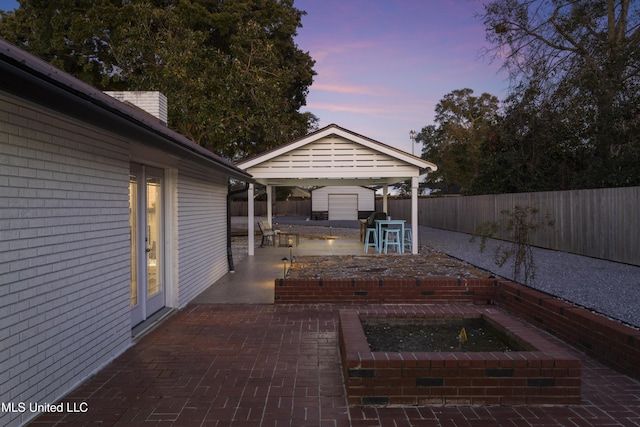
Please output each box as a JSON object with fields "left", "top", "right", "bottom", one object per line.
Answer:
{"left": 329, "top": 194, "right": 358, "bottom": 220}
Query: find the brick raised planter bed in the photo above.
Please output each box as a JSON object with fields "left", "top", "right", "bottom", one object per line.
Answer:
{"left": 339, "top": 306, "right": 582, "bottom": 406}
{"left": 496, "top": 280, "right": 640, "bottom": 381}
{"left": 274, "top": 277, "right": 497, "bottom": 305}
{"left": 276, "top": 277, "right": 640, "bottom": 383}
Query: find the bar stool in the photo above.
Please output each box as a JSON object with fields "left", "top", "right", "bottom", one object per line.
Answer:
{"left": 404, "top": 227, "right": 412, "bottom": 251}
{"left": 363, "top": 228, "right": 378, "bottom": 253}
{"left": 382, "top": 228, "right": 402, "bottom": 254}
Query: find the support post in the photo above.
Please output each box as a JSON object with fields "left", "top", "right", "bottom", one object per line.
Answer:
{"left": 411, "top": 176, "right": 419, "bottom": 254}
{"left": 266, "top": 185, "right": 273, "bottom": 226}
{"left": 248, "top": 183, "right": 255, "bottom": 256}
{"left": 383, "top": 185, "right": 388, "bottom": 215}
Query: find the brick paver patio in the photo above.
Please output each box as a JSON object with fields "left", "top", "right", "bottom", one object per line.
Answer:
{"left": 30, "top": 304, "right": 640, "bottom": 426}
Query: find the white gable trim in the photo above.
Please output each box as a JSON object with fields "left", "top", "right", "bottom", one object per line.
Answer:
{"left": 237, "top": 124, "right": 437, "bottom": 172}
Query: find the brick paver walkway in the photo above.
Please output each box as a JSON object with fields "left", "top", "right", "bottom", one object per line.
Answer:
{"left": 31, "top": 304, "right": 640, "bottom": 426}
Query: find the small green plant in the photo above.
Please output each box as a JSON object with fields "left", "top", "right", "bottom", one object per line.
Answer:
{"left": 471, "top": 206, "right": 554, "bottom": 285}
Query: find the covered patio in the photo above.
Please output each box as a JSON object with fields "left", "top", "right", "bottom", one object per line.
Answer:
{"left": 236, "top": 124, "right": 437, "bottom": 255}
{"left": 195, "top": 218, "right": 364, "bottom": 304}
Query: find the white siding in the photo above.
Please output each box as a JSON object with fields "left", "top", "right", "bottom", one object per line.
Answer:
{"left": 175, "top": 164, "right": 228, "bottom": 306}
{"left": 0, "top": 95, "right": 131, "bottom": 427}
{"left": 248, "top": 135, "right": 417, "bottom": 178}
{"left": 312, "top": 186, "right": 375, "bottom": 211}
{"left": 328, "top": 194, "right": 358, "bottom": 220}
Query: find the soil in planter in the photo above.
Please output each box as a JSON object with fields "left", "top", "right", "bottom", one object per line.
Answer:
{"left": 362, "top": 318, "right": 525, "bottom": 352}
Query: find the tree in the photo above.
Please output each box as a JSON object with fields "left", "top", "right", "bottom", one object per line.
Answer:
{"left": 416, "top": 88, "right": 500, "bottom": 193}
{"left": 469, "top": 82, "right": 589, "bottom": 194}
{"left": 481, "top": 0, "right": 640, "bottom": 189}
{"left": 0, "top": 0, "right": 317, "bottom": 160}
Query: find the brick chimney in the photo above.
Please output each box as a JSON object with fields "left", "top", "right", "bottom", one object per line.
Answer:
{"left": 105, "top": 91, "right": 168, "bottom": 125}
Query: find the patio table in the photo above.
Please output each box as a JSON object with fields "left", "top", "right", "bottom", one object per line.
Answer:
{"left": 374, "top": 219, "right": 405, "bottom": 254}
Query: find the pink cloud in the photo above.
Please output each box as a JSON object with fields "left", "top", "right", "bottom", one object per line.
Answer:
{"left": 311, "top": 82, "right": 402, "bottom": 98}
{"left": 306, "top": 102, "right": 386, "bottom": 115}
{"left": 312, "top": 83, "right": 375, "bottom": 96}
{"left": 307, "top": 40, "right": 379, "bottom": 63}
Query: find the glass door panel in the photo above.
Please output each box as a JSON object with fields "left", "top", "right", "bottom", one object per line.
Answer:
{"left": 146, "top": 176, "right": 162, "bottom": 298}
{"left": 129, "top": 175, "right": 138, "bottom": 307}
{"left": 129, "top": 164, "right": 165, "bottom": 327}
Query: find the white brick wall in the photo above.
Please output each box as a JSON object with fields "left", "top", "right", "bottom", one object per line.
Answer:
{"left": 175, "top": 164, "right": 229, "bottom": 307}
{"left": 0, "top": 95, "right": 132, "bottom": 427}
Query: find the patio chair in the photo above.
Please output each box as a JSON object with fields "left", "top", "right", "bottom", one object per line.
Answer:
{"left": 382, "top": 228, "right": 402, "bottom": 253}
{"left": 258, "top": 220, "right": 277, "bottom": 247}
{"left": 364, "top": 212, "right": 387, "bottom": 252}
{"left": 365, "top": 211, "right": 387, "bottom": 228}
{"left": 363, "top": 227, "right": 378, "bottom": 253}
{"left": 404, "top": 226, "right": 413, "bottom": 252}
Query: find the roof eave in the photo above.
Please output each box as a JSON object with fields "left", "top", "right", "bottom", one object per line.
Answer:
{"left": 0, "top": 39, "right": 253, "bottom": 183}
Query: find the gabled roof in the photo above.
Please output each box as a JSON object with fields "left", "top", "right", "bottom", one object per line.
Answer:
{"left": 236, "top": 124, "right": 437, "bottom": 187}
{"left": 238, "top": 124, "right": 436, "bottom": 170}
{"left": 0, "top": 38, "right": 252, "bottom": 183}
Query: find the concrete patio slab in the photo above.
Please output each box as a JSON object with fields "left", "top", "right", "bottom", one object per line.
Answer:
{"left": 193, "top": 235, "right": 366, "bottom": 304}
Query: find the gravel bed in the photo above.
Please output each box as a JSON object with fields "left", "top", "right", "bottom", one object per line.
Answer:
{"left": 419, "top": 226, "right": 640, "bottom": 329}
{"left": 288, "top": 251, "right": 492, "bottom": 279}
{"left": 231, "top": 216, "right": 640, "bottom": 328}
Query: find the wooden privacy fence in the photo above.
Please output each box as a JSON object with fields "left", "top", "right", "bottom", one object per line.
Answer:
{"left": 380, "top": 187, "right": 639, "bottom": 266}
{"left": 232, "top": 187, "right": 638, "bottom": 266}
{"left": 231, "top": 200, "right": 311, "bottom": 217}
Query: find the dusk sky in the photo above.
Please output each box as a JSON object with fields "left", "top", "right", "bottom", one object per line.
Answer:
{"left": 295, "top": 0, "right": 510, "bottom": 154}
{"left": 0, "top": 0, "right": 510, "bottom": 154}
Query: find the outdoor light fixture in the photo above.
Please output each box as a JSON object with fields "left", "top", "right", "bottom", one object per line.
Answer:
{"left": 281, "top": 257, "right": 288, "bottom": 279}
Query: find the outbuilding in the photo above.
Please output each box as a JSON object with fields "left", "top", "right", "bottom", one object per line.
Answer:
{"left": 236, "top": 124, "right": 437, "bottom": 254}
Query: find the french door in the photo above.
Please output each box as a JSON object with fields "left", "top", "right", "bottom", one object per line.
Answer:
{"left": 129, "top": 164, "right": 165, "bottom": 326}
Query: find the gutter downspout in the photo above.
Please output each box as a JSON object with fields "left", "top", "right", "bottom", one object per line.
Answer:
{"left": 227, "top": 181, "right": 250, "bottom": 273}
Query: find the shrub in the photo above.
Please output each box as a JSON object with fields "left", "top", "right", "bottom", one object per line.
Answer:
{"left": 471, "top": 206, "right": 554, "bottom": 285}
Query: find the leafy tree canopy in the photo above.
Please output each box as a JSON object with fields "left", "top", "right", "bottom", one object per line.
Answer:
{"left": 0, "top": 0, "right": 318, "bottom": 160}
{"left": 417, "top": 88, "right": 500, "bottom": 194}
{"left": 477, "top": 0, "right": 640, "bottom": 191}
{"left": 418, "top": 1, "right": 640, "bottom": 195}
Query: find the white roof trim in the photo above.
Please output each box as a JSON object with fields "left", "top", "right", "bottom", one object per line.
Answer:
{"left": 237, "top": 124, "right": 437, "bottom": 172}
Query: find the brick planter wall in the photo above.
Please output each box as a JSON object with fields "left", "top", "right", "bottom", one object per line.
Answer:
{"left": 339, "top": 306, "right": 581, "bottom": 406}
{"left": 275, "top": 276, "right": 640, "bottom": 384}
{"left": 274, "top": 278, "right": 497, "bottom": 305}
{"left": 495, "top": 280, "right": 640, "bottom": 381}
